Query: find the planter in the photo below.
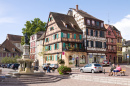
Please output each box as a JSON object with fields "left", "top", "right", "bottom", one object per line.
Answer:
{"left": 59, "top": 64, "right": 64, "bottom": 66}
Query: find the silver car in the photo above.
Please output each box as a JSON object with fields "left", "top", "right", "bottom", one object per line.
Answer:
{"left": 50, "top": 64, "right": 58, "bottom": 69}
{"left": 80, "top": 63, "right": 103, "bottom": 73}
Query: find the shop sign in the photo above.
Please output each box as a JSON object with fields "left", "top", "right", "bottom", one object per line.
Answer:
{"left": 101, "top": 56, "right": 104, "bottom": 58}
{"left": 89, "top": 54, "right": 93, "bottom": 58}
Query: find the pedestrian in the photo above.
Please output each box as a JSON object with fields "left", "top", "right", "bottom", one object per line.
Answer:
{"left": 47, "top": 65, "right": 51, "bottom": 73}
{"left": 44, "top": 66, "right": 47, "bottom": 73}
{"left": 52, "top": 67, "right": 55, "bottom": 73}
{"left": 108, "top": 64, "right": 116, "bottom": 76}
{"left": 113, "top": 64, "right": 121, "bottom": 76}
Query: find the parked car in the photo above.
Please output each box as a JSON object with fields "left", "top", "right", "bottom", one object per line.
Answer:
{"left": 102, "top": 60, "right": 110, "bottom": 66}
{"left": 10, "top": 64, "right": 20, "bottom": 69}
{"left": 7, "top": 64, "right": 12, "bottom": 68}
{"left": 80, "top": 63, "right": 103, "bottom": 73}
{"left": 2, "top": 64, "right": 7, "bottom": 68}
{"left": 50, "top": 64, "right": 58, "bottom": 69}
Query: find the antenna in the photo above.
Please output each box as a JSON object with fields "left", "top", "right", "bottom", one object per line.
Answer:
{"left": 108, "top": 13, "right": 110, "bottom": 24}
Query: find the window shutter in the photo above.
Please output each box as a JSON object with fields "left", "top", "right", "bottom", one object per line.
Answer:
{"left": 68, "top": 43, "right": 71, "bottom": 47}
{"left": 57, "top": 43, "right": 59, "bottom": 49}
{"left": 67, "top": 33, "right": 70, "bottom": 38}
{"left": 79, "top": 44, "right": 82, "bottom": 49}
{"left": 79, "top": 35, "right": 82, "bottom": 39}
{"left": 63, "top": 43, "right": 66, "bottom": 48}
{"left": 57, "top": 34, "right": 59, "bottom": 38}
{"left": 45, "top": 46, "right": 47, "bottom": 51}
{"left": 49, "top": 18, "right": 50, "bottom": 22}
{"left": 55, "top": 55, "right": 57, "bottom": 61}
{"left": 52, "top": 27, "right": 54, "bottom": 30}
{"left": 53, "top": 35, "right": 55, "bottom": 40}
{"left": 45, "top": 38, "right": 46, "bottom": 42}
{"left": 74, "top": 34, "right": 76, "bottom": 39}
{"left": 47, "top": 56, "right": 48, "bottom": 61}
{"left": 59, "top": 54, "right": 61, "bottom": 59}
{"left": 52, "top": 55, "right": 54, "bottom": 61}
{"left": 75, "top": 43, "right": 77, "bottom": 48}
{"left": 61, "top": 32, "right": 63, "bottom": 38}
{"left": 54, "top": 44, "right": 55, "bottom": 50}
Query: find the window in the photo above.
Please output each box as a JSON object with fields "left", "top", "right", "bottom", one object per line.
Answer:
{"left": 96, "top": 41, "right": 102, "bottom": 48}
{"left": 86, "top": 29, "right": 88, "bottom": 35}
{"left": 91, "top": 30, "right": 93, "bottom": 36}
{"left": 80, "top": 55, "right": 86, "bottom": 64}
{"left": 100, "top": 31, "right": 104, "bottom": 37}
{"left": 53, "top": 34, "right": 58, "bottom": 40}
{"left": 45, "top": 38, "right": 49, "bottom": 42}
{"left": 111, "top": 46, "right": 113, "bottom": 50}
{"left": 63, "top": 33, "right": 67, "bottom": 38}
{"left": 69, "top": 56, "right": 73, "bottom": 64}
{"left": 108, "top": 31, "right": 111, "bottom": 35}
{"left": 54, "top": 43, "right": 59, "bottom": 50}
{"left": 91, "top": 41, "right": 93, "bottom": 47}
{"left": 101, "top": 23, "right": 103, "bottom": 27}
{"left": 49, "top": 17, "right": 53, "bottom": 22}
{"left": 50, "top": 27, "right": 54, "bottom": 31}
{"left": 111, "top": 39, "right": 113, "bottom": 43}
{"left": 48, "top": 45, "right": 51, "bottom": 50}
{"left": 96, "top": 21, "right": 99, "bottom": 26}
{"left": 92, "top": 20, "right": 95, "bottom": 26}
{"left": 95, "top": 30, "right": 98, "bottom": 37}
{"left": 87, "top": 19, "right": 90, "bottom": 25}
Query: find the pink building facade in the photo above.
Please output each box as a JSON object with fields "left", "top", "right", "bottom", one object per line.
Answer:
{"left": 104, "top": 24, "right": 117, "bottom": 63}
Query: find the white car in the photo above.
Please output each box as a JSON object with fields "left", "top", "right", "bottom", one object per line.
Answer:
{"left": 80, "top": 63, "right": 103, "bottom": 73}
{"left": 50, "top": 64, "right": 58, "bottom": 69}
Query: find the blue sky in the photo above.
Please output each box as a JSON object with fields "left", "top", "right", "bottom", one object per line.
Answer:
{"left": 0, "top": 0, "right": 130, "bottom": 44}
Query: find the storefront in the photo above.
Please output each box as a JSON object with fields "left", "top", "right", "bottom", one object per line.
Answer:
{"left": 62, "top": 51, "right": 87, "bottom": 67}
{"left": 88, "top": 53, "right": 106, "bottom": 64}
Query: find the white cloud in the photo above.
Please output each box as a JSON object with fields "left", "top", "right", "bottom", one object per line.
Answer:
{"left": 114, "top": 14, "right": 130, "bottom": 40}
{"left": 0, "top": 17, "right": 15, "bottom": 24}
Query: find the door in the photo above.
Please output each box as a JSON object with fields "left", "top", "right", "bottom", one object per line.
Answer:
{"left": 87, "top": 64, "right": 92, "bottom": 72}
{"left": 83, "top": 64, "right": 89, "bottom": 72}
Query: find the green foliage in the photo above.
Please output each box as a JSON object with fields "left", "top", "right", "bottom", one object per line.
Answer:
{"left": 21, "top": 18, "right": 46, "bottom": 45}
{"left": 57, "top": 66, "right": 71, "bottom": 75}
{"left": 58, "top": 59, "right": 65, "bottom": 64}
{"left": 1, "top": 55, "right": 22, "bottom": 64}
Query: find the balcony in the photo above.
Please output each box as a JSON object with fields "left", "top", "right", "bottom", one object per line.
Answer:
{"left": 62, "top": 47, "right": 85, "bottom": 52}
{"left": 61, "top": 38, "right": 82, "bottom": 43}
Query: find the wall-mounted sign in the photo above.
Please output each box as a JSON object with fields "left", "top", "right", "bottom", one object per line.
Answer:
{"left": 62, "top": 52, "right": 64, "bottom": 55}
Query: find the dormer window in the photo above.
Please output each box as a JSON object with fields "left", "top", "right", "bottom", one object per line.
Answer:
{"left": 50, "top": 27, "right": 54, "bottom": 31}
{"left": 101, "top": 23, "right": 104, "bottom": 27}
{"left": 12, "top": 48, "right": 15, "bottom": 51}
{"left": 65, "top": 24, "right": 68, "bottom": 28}
{"left": 87, "top": 19, "right": 90, "bottom": 25}
{"left": 3, "top": 48, "right": 5, "bottom": 51}
{"left": 49, "top": 17, "right": 53, "bottom": 22}
{"left": 96, "top": 21, "right": 99, "bottom": 26}
{"left": 92, "top": 20, "right": 95, "bottom": 26}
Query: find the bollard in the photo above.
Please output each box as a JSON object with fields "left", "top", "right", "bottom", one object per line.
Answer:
{"left": 104, "top": 69, "right": 105, "bottom": 74}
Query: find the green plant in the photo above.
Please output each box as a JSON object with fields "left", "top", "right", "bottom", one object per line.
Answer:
{"left": 69, "top": 62, "right": 73, "bottom": 64}
{"left": 58, "top": 59, "right": 65, "bottom": 64}
{"left": 57, "top": 66, "right": 71, "bottom": 75}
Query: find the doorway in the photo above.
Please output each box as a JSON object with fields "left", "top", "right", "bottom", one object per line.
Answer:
{"left": 114, "top": 57, "right": 116, "bottom": 63}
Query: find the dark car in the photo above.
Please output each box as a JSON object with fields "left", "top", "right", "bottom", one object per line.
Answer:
{"left": 10, "top": 64, "right": 20, "bottom": 69}
{"left": 7, "top": 64, "right": 12, "bottom": 68}
{"left": 2, "top": 64, "right": 6, "bottom": 68}
{"left": 32, "top": 66, "right": 39, "bottom": 71}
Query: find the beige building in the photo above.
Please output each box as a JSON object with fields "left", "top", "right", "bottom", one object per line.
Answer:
{"left": 44, "top": 12, "right": 87, "bottom": 67}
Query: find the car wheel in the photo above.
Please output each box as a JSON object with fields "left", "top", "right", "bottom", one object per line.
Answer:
{"left": 80, "top": 69, "right": 84, "bottom": 73}
{"left": 91, "top": 70, "right": 94, "bottom": 73}
{"left": 99, "top": 71, "right": 102, "bottom": 73}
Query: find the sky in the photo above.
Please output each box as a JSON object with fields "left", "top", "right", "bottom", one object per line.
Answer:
{"left": 0, "top": 0, "right": 130, "bottom": 44}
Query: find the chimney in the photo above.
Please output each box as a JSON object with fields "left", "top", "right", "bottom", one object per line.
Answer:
{"left": 76, "top": 5, "right": 78, "bottom": 11}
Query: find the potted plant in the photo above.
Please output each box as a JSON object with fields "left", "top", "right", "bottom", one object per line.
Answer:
{"left": 58, "top": 59, "right": 65, "bottom": 66}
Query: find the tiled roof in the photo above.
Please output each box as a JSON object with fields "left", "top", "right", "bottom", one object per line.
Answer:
{"left": 123, "top": 40, "right": 130, "bottom": 47}
{"left": 0, "top": 39, "right": 22, "bottom": 53}
{"left": 51, "top": 12, "right": 82, "bottom": 33}
{"left": 73, "top": 9, "right": 103, "bottom": 21}
{"left": 37, "top": 32, "right": 45, "bottom": 41}
{"left": 7, "top": 34, "right": 22, "bottom": 42}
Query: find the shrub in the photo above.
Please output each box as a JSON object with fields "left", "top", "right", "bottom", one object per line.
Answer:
{"left": 58, "top": 59, "right": 65, "bottom": 64}
{"left": 57, "top": 66, "right": 71, "bottom": 75}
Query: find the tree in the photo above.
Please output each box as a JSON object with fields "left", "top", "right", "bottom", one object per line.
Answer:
{"left": 21, "top": 18, "right": 46, "bottom": 45}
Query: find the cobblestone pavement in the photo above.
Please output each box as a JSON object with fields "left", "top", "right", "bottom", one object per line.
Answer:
{"left": 0, "top": 64, "right": 130, "bottom": 86}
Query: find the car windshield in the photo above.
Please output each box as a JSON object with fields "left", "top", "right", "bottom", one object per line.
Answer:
{"left": 94, "top": 64, "right": 101, "bottom": 66}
